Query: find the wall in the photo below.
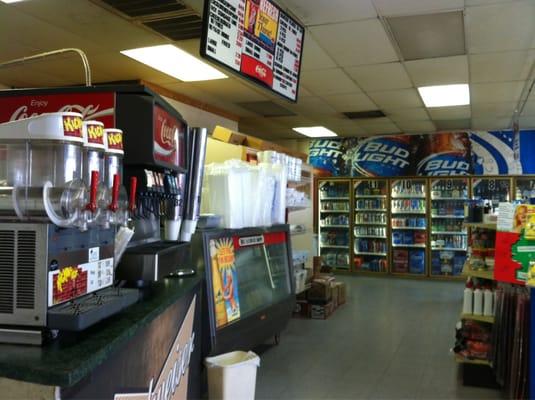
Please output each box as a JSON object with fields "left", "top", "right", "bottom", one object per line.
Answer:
{"left": 162, "top": 96, "right": 239, "bottom": 133}
{"left": 273, "top": 139, "right": 310, "bottom": 155}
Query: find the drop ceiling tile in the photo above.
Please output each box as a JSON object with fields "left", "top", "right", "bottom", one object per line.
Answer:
{"left": 405, "top": 55, "right": 468, "bottom": 86}
{"left": 301, "top": 35, "right": 337, "bottom": 71}
{"left": 396, "top": 120, "right": 436, "bottom": 132}
{"left": 471, "top": 117, "right": 512, "bottom": 130}
{"left": 284, "top": 96, "right": 338, "bottom": 116}
{"left": 435, "top": 119, "right": 471, "bottom": 130}
{"left": 267, "top": 115, "right": 316, "bottom": 127}
{"left": 466, "top": 1, "right": 535, "bottom": 54}
{"left": 518, "top": 116, "right": 535, "bottom": 128}
{"left": 355, "top": 118, "right": 402, "bottom": 134}
{"left": 466, "top": 0, "right": 515, "bottom": 5}
{"left": 385, "top": 107, "right": 430, "bottom": 121}
{"left": 471, "top": 81, "right": 525, "bottom": 104}
{"left": 321, "top": 93, "right": 377, "bottom": 112}
{"left": 471, "top": 102, "right": 517, "bottom": 118}
{"left": 334, "top": 126, "right": 368, "bottom": 137}
{"left": 470, "top": 51, "right": 532, "bottom": 83}
{"left": 428, "top": 106, "right": 471, "bottom": 120}
{"left": 520, "top": 102, "right": 535, "bottom": 116}
{"left": 367, "top": 89, "right": 424, "bottom": 108}
{"left": 373, "top": 0, "right": 463, "bottom": 16}
{"left": 386, "top": 11, "right": 465, "bottom": 61}
{"left": 309, "top": 20, "right": 399, "bottom": 67}
{"left": 345, "top": 62, "right": 412, "bottom": 91}
{"left": 191, "top": 79, "right": 269, "bottom": 103}
{"left": 277, "top": 0, "right": 376, "bottom": 25}
{"left": 300, "top": 68, "right": 361, "bottom": 96}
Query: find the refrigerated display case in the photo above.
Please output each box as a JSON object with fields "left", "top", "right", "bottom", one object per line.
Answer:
{"left": 318, "top": 179, "right": 351, "bottom": 270}
{"left": 353, "top": 179, "right": 388, "bottom": 273}
{"left": 514, "top": 176, "right": 535, "bottom": 201}
{"left": 390, "top": 178, "right": 427, "bottom": 276}
{"left": 197, "top": 225, "right": 294, "bottom": 355}
{"left": 429, "top": 177, "right": 469, "bottom": 277}
{"left": 471, "top": 177, "right": 512, "bottom": 207}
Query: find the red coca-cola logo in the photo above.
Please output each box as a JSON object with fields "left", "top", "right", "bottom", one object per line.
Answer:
{"left": 160, "top": 119, "right": 176, "bottom": 149}
{"left": 255, "top": 65, "right": 267, "bottom": 78}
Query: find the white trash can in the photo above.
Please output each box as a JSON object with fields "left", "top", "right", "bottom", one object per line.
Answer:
{"left": 205, "top": 351, "right": 260, "bottom": 400}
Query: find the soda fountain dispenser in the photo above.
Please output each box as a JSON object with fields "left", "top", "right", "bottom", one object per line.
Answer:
{"left": 0, "top": 112, "right": 138, "bottom": 345}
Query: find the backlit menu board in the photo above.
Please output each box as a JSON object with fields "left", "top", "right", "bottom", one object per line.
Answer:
{"left": 201, "top": 0, "right": 304, "bottom": 102}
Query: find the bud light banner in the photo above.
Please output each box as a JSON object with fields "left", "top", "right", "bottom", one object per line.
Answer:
{"left": 309, "top": 131, "right": 527, "bottom": 177}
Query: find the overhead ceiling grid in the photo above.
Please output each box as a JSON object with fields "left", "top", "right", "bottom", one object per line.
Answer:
{"left": 0, "top": 0, "right": 534, "bottom": 139}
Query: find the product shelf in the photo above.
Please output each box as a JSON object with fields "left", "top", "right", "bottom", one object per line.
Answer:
{"left": 464, "top": 222, "right": 498, "bottom": 230}
{"left": 462, "top": 261, "right": 494, "bottom": 280}
{"left": 454, "top": 355, "right": 492, "bottom": 366}
{"left": 320, "top": 245, "right": 349, "bottom": 249}
{"left": 392, "top": 243, "right": 426, "bottom": 248}
{"left": 354, "top": 235, "right": 387, "bottom": 239}
{"left": 461, "top": 313, "right": 495, "bottom": 324}
{"left": 354, "top": 209, "right": 386, "bottom": 212}
{"left": 320, "top": 225, "right": 349, "bottom": 229}
{"left": 354, "top": 251, "right": 387, "bottom": 256}
{"left": 391, "top": 195, "right": 426, "bottom": 199}
{"left": 354, "top": 222, "right": 387, "bottom": 226}
{"left": 431, "top": 231, "right": 467, "bottom": 235}
{"left": 431, "top": 215, "right": 466, "bottom": 219}
{"left": 320, "top": 197, "right": 349, "bottom": 200}
{"left": 431, "top": 197, "right": 469, "bottom": 201}
{"left": 320, "top": 210, "right": 349, "bottom": 213}
{"left": 391, "top": 211, "right": 427, "bottom": 215}
{"left": 431, "top": 247, "right": 467, "bottom": 251}
{"left": 392, "top": 226, "right": 427, "bottom": 230}
{"left": 354, "top": 195, "right": 387, "bottom": 199}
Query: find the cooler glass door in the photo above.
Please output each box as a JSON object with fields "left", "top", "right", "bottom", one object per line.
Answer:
{"left": 471, "top": 177, "right": 511, "bottom": 205}
{"left": 318, "top": 180, "right": 351, "bottom": 270}
{"left": 353, "top": 178, "right": 389, "bottom": 273}
{"left": 206, "top": 230, "right": 292, "bottom": 331}
{"left": 429, "top": 177, "right": 469, "bottom": 277}
{"left": 390, "top": 178, "right": 428, "bottom": 276}
{"left": 514, "top": 176, "right": 535, "bottom": 202}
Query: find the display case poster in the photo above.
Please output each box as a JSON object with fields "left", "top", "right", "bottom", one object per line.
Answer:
{"left": 210, "top": 238, "right": 241, "bottom": 328}
{"left": 308, "top": 130, "right": 528, "bottom": 177}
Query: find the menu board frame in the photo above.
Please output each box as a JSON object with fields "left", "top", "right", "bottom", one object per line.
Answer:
{"left": 200, "top": 0, "right": 305, "bottom": 102}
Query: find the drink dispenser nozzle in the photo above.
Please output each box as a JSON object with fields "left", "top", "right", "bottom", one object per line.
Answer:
{"left": 129, "top": 176, "right": 137, "bottom": 214}
{"left": 109, "top": 174, "right": 120, "bottom": 212}
{"left": 86, "top": 170, "right": 99, "bottom": 213}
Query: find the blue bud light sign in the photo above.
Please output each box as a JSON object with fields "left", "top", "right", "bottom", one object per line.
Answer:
{"left": 352, "top": 136, "right": 413, "bottom": 177}
{"left": 308, "top": 139, "right": 347, "bottom": 175}
{"left": 416, "top": 132, "right": 472, "bottom": 176}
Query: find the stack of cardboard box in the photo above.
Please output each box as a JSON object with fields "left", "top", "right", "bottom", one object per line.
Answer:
{"left": 293, "top": 257, "right": 347, "bottom": 319}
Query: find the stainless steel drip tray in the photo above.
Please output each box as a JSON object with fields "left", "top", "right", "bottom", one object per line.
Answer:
{"left": 116, "top": 241, "right": 192, "bottom": 281}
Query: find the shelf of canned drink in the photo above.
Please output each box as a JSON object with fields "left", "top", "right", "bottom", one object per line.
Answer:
{"left": 354, "top": 209, "right": 386, "bottom": 212}
{"left": 432, "top": 247, "right": 467, "bottom": 251}
{"left": 431, "top": 214, "right": 465, "bottom": 219}
{"left": 354, "top": 251, "right": 387, "bottom": 256}
{"left": 320, "top": 225, "right": 349, "bottom": 228}
{"left": 320, "top": 197, "right": 350, "bottom": 200}
{"left": 320, "top": 245, "right": 349, "bottom": 249}
{"left": 320, "top": 210, "right": 349, "bottom": 213}
{"left": 431, "top": 197, "right": 469, "bottom": 201}
{"left": 354, "top": 235, "right": 387, "bottom": 239}
{"left": 354, "top": 195, "right": 387, "bottom": 199}
{"left": 355, "top": 222, "right": 387, "bottom": 226}
{"left": 392, "top": 210, "right": 426, "bottom": 215}
{"left": 392, "top": 226, "right": 426, "bottom": 230}
{"left": 431, "top": 231, "right": 467, "bottom": 235}
{"left": 392, "top": 244, "right": 426, "bottom": 248}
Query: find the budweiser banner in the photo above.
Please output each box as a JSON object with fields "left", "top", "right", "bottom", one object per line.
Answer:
{"left": 309, "top": 130, "right": 534, "bottom": 177}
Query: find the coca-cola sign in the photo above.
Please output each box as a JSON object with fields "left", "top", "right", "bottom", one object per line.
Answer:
{"left": 153, "top": 105, "right": 185, "bottom": 168}
{"left": 0, "top": 93, "right": 116, "bottom": 127}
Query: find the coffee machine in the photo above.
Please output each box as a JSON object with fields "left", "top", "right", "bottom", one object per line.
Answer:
{"left": 0, "top": 112, "right": 138, "bottom": 345}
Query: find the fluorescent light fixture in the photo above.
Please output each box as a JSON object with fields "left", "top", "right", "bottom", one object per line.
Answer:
{"left": 293, "top": 126, "right": 338, "bottom": 138}
{"left": 418, "top": 84, "right": 470, "bottom": 108}
{"left": 1, "top": 0, "right": 26, "bottom": 3}
{"left": 121, "top": 44, "right": 227, "bottom": 82}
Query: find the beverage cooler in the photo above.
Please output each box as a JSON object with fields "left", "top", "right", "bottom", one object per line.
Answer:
{"left": 429, "top": 177, "right": 469, "bottom": 277}
{"left": 318, "top": 179, "right": 351, "bottom": 271}
{"left": 470, "top": 177, "right": 512, "bottom": 206}
{"left": 390, "top": 178, "right": 428, "bottom": 276}
{"left": 514, "top": 176, "right": 535, "bottom": 201}
{"left": 194, "top": 225, "right": 294, "bottom": 355}
{"left": 353, "top": 179, "right": 389, "bottom": 273}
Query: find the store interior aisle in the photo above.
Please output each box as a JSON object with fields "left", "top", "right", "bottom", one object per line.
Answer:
{"left": 256, "top": 277, "right": 504, "bottom": 400}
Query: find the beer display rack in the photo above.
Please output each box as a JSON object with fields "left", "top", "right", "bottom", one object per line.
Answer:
{"left": 315, "top": 176, "right": 532, "bottom": 280}
{"left": 318, "top": 180, "right": 351, "bottom": 271}
{"left": 353, "top": 179, "right": 389, "bottom": 274}
{"left": 430, "top": 177, "right": 469, "bottom": 278}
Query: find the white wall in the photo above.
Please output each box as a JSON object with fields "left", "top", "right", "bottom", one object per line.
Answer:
{"left": 162, "top": 96, "right": 239, "bottom": 133}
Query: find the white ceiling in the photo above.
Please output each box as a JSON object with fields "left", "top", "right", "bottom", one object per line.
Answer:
{"left": 0, "top": 0, "right": 534, "bottom": 140}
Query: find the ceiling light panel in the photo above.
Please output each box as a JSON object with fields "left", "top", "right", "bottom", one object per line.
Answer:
{"left": 293, "top": 126, "right": 338, "bottom": 138}
{"left": 387, "top": 11, "right": 465, "bottom": 61}
{"left": 121, "top": 44, "right": 227, "bottom": 82}
{"left": 418, "top": 84, "right": 470, "bottom": 107}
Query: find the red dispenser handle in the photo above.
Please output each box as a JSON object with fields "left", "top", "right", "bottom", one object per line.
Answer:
{"left": 86, "top": 170, "right": 99, "bottom": 213}
{"left": 109, "top": 174, "right": 120, "bottom": 212}
{"left": 129, "top": 176, "right": 137, "bottom": 213}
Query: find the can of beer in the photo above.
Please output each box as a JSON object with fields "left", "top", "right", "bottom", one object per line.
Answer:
{"left": 416, "top": 132, "right": 472, "bottom": 176}
{"left": 351, "top": 135, "right": 415, "bottom": 177}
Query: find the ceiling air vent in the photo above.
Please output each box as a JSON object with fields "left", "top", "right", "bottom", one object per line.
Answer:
{"left": 344, "top": 110, "right": 386, "bottom": 119}
{"left": 237, "top": 101, "right": 296, "bottom": 117}
{"left": 99, "top": 0, "right": 203, "bottom": 41}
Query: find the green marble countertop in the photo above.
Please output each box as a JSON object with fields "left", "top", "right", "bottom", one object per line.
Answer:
{"left": 0, "top": 276, "right": 202, "bottom": 387}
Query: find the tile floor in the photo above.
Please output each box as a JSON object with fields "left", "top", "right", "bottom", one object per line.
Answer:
{"left": 255, "top": 276, "right": 504, "bottom": 400}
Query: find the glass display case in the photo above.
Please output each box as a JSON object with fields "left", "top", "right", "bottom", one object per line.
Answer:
{"left": 390, "top": 179, "right": 427, "bottom": 276}
{"left": 514, "top": 176, "right": 535, "bottom": 202}
{"left": 429, "top": 177, "right": 469, "bottom": 277}
{"left": 318, "top": 180, "right": 351, "bottom": 270}
{"left": 200, "top": 225, "right": 294, "bottom": 354}
{"left": 353, "top": 179, "right": 388, "bottom": 273}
